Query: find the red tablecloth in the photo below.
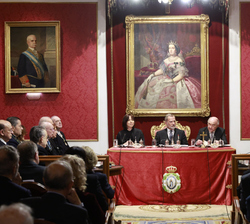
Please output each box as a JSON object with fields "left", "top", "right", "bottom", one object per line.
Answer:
{"left": 108, "top": 146, "right": 235, "bottom": 205}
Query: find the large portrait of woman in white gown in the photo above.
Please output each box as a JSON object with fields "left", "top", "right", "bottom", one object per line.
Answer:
{"left": 126, "top": 15, "right": 210, "bottom": 117}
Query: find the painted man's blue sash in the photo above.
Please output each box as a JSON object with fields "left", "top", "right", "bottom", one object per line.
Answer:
{"left": 22, "top": 51, "right": 45, "bottom": 78}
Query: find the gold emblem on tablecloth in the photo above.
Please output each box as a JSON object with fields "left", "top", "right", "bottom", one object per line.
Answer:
{"left": 162, "top": 165, "right": 181, "bottom": 194}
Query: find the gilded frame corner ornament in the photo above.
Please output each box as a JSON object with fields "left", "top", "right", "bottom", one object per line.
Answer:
{"left": 126, "top": 14, "right": 210, "bottom": 117}
{"left": 5, "top": 21, "right": 61, "bottom": 94}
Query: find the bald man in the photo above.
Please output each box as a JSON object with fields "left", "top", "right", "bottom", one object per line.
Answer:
{"left": 0, "top": 120, "right": 13, "bottom": 146}
{"left": 39, "top": 116, "right": 66, "bottom": 155}
{"left": 0, "top": 203, "right": 33, "bottom": 224}
{"left": 51, "top": 116, "right": 69, "bottom": 154}
{"left": 195, "top": 116, "right": 228, "bottom": 146}
{"left": 38, "top": 116, "right": 53, "bottom": 126}
{"left": 39, "top": 121, "right": 58, "bottom": 155}
{"left": 17, "top": 34, "right": 49, "bottom": 88}
{"left": 21, "top": 161, "right": 88, "bottom": 224}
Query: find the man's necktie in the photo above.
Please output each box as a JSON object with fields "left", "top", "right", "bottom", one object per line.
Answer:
{"left": 47, "top": 140, "right": 52, "bottom": 151}
{"left": 210, "top": 132, "right": 214, "bottom": 143}
{"left": 169, "top": 130, "right": 173, "bottom": 141}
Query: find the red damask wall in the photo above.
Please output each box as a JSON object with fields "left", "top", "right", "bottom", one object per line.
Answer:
{"left": 107, "top": 2, "right": 229, "bottom": 146}
{"left": 241, "top": 2, "right": 250, "bottom": 139}
{"left": 0, "top": 3, "right": 97, "bottom": 140}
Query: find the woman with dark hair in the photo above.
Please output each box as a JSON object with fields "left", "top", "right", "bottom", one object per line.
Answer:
{"left": 135, "top": 40, "right": 201, "bottom": 109}
{"left": 116, "top": 114, "right": 145, "bottom": 145}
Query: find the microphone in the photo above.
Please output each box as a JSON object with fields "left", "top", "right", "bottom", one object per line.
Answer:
{"left": 160, "top": 139, "right": 165, "bottom": 145}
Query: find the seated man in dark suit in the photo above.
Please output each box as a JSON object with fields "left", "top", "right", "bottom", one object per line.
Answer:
{"left": 21, "top": 160, "right": 89, "bottom": 224}
{"left": 65, "top": 146, "right": 109, "bottom": 213}
{"left": 30, "top": 126, "right": 51, "bottom": 156}
{"left": 0, "top": 120, "right": 13, "bottom": 147}
{"left": 51, "top": 116, "right": 70, "bottom": 154}
{"left": 0, "top": 145, "right": 31, "bottom": 206}
{"left": 0, "top": 202, "right": 33, "bottom": 224}
{"left": 155, "top": 113, "right": 188, "bottom": 145}
{"left": 239, "top": 171, "right": 250, "bottom": 216}
{"left": 39, "top": 121, "right": 59, "bottom": 155}
{"left": 17, "top": 141, "right": 45, "bottom": 184}
{"left": 6, "top": 117, "right": 23, "bottom": 148}
{"left": 195, "top": 116, "right": 228, "bottom": 146}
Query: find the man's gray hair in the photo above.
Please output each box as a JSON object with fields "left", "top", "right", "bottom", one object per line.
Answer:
{"left": 164, "top": 113, "right": 175, "bottom": 121}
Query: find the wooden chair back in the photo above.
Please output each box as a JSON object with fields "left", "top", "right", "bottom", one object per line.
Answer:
{"left": 39, "top": 155, "right": 110, "bottom": 181}
{"left": 233, "top": 196, "right": 250, "bottom": 224}
{"left": 39, "top": 155, "right": 62, "bottom": 166}
{"left": 21, "top": 181, "right": 47, "bottom": 197}
{"left": 105, "top": 198, "right": 116, "bottom": 224}
{"left": 231, "top": 154, "right": 250, "bottom": 223}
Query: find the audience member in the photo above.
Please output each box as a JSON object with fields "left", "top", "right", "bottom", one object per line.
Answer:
{"left": 65, "top": 146, "right": 108, "bottom": 212}
{"left": 240, "top": 171, "right": 250, "bottom": 216}
{"left": 39, "top": 121, "right": 59, "bottom": 155}
{"left": 246, "top": 195, "right": 250, "bottom": 221}
{"left": 17, "top": 125, "right": 27, "bottom": 142}
{"left": 30, "top": 126, "right": 51, "bottom": 155}
{"left": 83, "top": 146, "right": 115, "bottom": 199}
{"left": 21, "top": 160, "right": 89, "bottom": 224}
{"left": 116, "top": 114, "right": 145, "bottom": 145}
{"left": 51, "top": 115, "right": 69, "bottom": 154}
{"left": 0, "top": 120, "right": 13, "bottom": 146}
{"left": 17, "top": 141, "right": 45, "bottom": 184}
{"left": 7, "top": 117, "right": 23, "bottom": 148}
{"left": 0, "top": 203, "right": 34, "bottom": 224}
{"left": 155, "top": 113, "right": 188, "bottom": 145}
{"left": 38, "top": 116, "right": 53, "bottom": 126}
{"left": 60, "top": 155, "right": 105, "bottom": 224}
{"left": 0, "top": 145, "right": 31, "bottom": 205}
{"left": 38, "top": 116, "right": 57, "bottom": 139}
{"left": 195, "top": 116, "right": 228, "bottom": 146}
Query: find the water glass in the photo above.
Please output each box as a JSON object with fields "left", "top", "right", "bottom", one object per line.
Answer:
{"left": 165, "top": 139, "right": 169, "bottom": 146}
{"left": 191, "top": 139, "right": 195, "bottom": 146}
{"left": 113, "top": 139, "right": 118, "bottom": 147}
{"left": 152, "top": 139, "right": 157, "bottom": 147}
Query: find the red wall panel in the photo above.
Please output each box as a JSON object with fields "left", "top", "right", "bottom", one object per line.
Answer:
{"left": 0, "top": 3, "right": 97, "bottom": 140}
{"left": 241, "top": 2, "right": 250, "bottom": 139}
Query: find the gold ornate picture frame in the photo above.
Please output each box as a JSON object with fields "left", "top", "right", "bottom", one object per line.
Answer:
{"left": 126, "top": 14, "right": 210, "bottom": 117}
{"left": 5, "top": 21, "right": 61, "bottom": 93}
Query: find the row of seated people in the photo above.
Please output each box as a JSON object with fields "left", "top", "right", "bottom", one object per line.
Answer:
{"left": 1, "top": 113, "right": 228, "bottom": 153}
{"left": 0, "top": 143, "right": 115, "bottom": 224}
{"left": 0, "top": 116, "right": 69, "bottom": 155}
{"left": 116, "top": 113, "right": 228, "bottom": 146}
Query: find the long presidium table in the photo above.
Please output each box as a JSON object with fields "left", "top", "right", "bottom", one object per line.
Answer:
{"left": 107, "top": 146, "right": 236, "bottom": 206}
